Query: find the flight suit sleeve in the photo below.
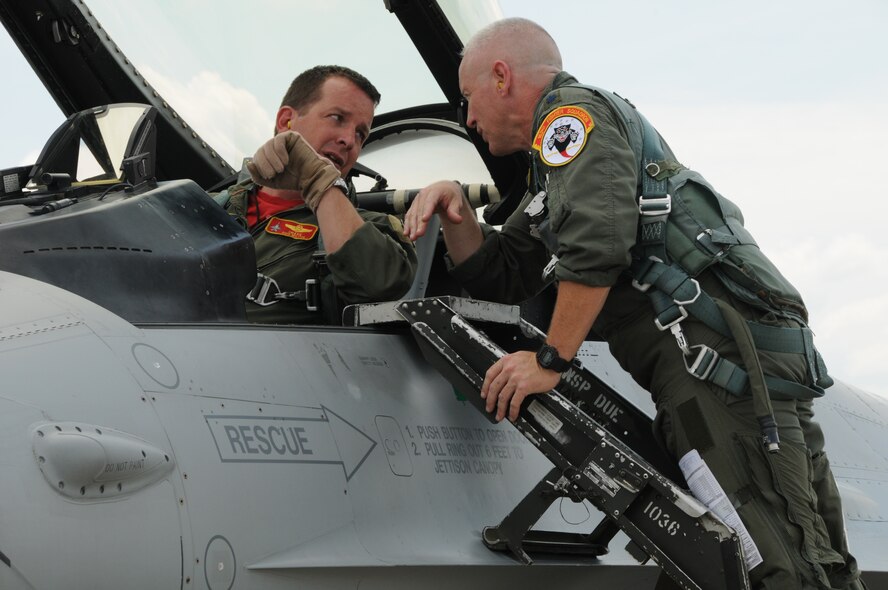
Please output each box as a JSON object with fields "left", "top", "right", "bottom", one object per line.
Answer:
{"left": 448, "top": 191, "right": 553, "bottom": 304}
{"left": 543, "top": 94, "right": 638, "bottom": 288}
{"left": 449, "top": 93, "right": 638, "bottom": 301}
{"left": 325, "top": 210, "right": 417, "bottom": 304}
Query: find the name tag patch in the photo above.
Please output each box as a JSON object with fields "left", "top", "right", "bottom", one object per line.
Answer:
{"left": 265, "top": 217, "right": 318, "bottom": 240}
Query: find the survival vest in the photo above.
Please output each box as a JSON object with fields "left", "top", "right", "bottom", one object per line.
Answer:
{"left": 567, "top": 85, "right": 832, "bottom": 450}
{"left": 214, "top": 169, "right": 344, "bottom": 325}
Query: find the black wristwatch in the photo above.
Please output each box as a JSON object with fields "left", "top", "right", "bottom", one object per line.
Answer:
{"left": 536, "top": 344, "right": 571, "bottom": 373}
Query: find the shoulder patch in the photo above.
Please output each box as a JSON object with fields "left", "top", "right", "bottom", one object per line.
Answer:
{"left": 265, "top": 217, "right": 318, "bottom": 240}
{"left": 532, "top": 105, "right": 595, "bottom": 167}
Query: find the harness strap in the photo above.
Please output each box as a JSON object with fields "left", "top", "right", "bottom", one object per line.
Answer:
{"left": 244, "top": 245, "right": 340, "bottom": 324}
{"left": 637, "top": 193, "right": 670, "bottom": 265}
{"left": 246, "top": 273, "right": 319, "bottom": 309}
{"left": 638, "top": 112, "right": 671, "bottom": 264}
{"left": 634, "top": 258, "right": 819, "bottom": 356}
{"left": 636, "top": 256, "right": 829, "bottom": 402}
{"left": 715, "top": 299, "right": 780, "bottom": 452}
{"left": 639, "top": 111, "right": 668, "bottom": 193}
{"left": 685, "top": 344, "right": 825, "bottom": 401}
{"left": 565, "top": 83, "right": 830, "bottom": 447}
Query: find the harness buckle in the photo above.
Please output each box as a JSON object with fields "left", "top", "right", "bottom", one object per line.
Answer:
{"left": 696, "top": 230, "right": 725, "bottom": 258}
{"left": 631, "top": 256, "right": 663, "bottom": 293}
{"left": 523, "top": 191, "right": 547, "bottom": 219}
{"left": 669, "top": 323, "right": 691, "bottom": 355}
{"left": 542, "top": 255, "right": 559, "bottom": 281}
{"left": 305, "top": 279, "right": 319, "bottom": 312}
{"left": 632, "top": 279, "right": 651, "bottom": 293}
{"left": 638, "top": 193, "right": 672, "bottom": 216}
{"left": 684, "top": 345, "right": 720, "bottom": 381}
{"left": 652, "top": 277, "right": 701, "bottom": 328}
{"left": 673, "top": 277, "right": 701, "bottom": 306}
{"left": 247, "top": 273, "right": 280, "bottom": 307}
{"left": 654, "top": 304, "right": 688, "bottom": 332}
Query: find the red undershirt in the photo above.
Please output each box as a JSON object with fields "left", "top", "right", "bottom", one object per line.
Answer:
{"left": 246, "top": 188, "right": 305, "bottom": 229}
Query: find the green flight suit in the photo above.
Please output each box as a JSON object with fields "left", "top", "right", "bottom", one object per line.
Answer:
{"left": 220, "top": 175, "right": 416, "bottom": 325}
{"left": 450, "top": 72, "right": 862, "bottom": 589}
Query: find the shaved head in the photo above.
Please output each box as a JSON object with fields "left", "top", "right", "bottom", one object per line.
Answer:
{"left": 463, "top": 17, "right": 562, "bottom": 79}
{"left": 458, "top": 18, "right": 563, "bottom": 155}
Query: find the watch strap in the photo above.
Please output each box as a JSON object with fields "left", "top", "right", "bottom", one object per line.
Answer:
{"left": 537, "top": 344, "right": 571, "bottom": 373}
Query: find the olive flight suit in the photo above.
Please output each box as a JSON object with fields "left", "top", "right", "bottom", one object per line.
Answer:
{"left": 219, "top": 172, "right": 416, "bottom": 325}
{"left": 449, "top": 72, "right": 863, "bottom": 589}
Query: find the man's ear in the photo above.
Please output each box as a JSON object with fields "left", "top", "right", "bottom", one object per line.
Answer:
{"left": 492, "top": 60, "right": 511, "bottom": 95}
{"left": 275, "top": 106, "right": 297, "bottom": 134}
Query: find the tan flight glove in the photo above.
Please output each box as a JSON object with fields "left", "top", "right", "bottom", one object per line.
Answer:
{"left": 246, "top": 131, "right": 341, "bottom": 211}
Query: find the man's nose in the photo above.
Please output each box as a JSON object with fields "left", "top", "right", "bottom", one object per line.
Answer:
{"left": 345, "top": 125, "right": 364, "bottom": 147}
{"left": 464, "top": 105, "right": 477, "bottom": 129}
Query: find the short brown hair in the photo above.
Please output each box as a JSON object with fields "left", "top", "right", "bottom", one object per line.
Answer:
{"left": 280, "top": 65, "right": 381, "bottom": 111}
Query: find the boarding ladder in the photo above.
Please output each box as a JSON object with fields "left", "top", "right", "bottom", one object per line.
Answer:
{"left": 347, "top": 296, "right": 751, "bottom": 590}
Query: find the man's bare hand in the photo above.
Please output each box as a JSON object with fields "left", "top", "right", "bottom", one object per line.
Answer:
{"left": 481, "top": 351, "right": 560, "bottom": 422}
{"left": 403, "top": 180, "right": 466, "bottom": 241}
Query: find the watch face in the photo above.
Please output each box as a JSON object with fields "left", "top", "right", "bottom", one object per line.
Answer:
{"left": 537, "top": 345, "right": 558, "bottom": 368}
{"left": 537, "top": 344, "right": 568, "bottom": 372}
{"left": 540, "top": 348, "right": 555, "bottom": 365}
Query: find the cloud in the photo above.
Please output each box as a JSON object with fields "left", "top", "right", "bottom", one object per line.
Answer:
{"left": 139, "top": 66, "right": 274, "bottom": 167}
{"left": 774, "top": 235, "right": 888, "bottom": 396}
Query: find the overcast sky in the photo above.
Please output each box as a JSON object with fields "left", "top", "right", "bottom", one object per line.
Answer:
{"left": 498, "top": 0, "right": 888, "bottom": 397}
{"left": 0, "top": 0, "right": 885, "bottom": 397}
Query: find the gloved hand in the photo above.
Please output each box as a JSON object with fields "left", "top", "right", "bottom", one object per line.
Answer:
{"left": 247, "top": 131, "right": 341, "bottom": 211}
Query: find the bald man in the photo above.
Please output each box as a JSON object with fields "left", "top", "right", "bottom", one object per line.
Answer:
{"left": 404, "top": 17, "right": 864, "bottom": 590}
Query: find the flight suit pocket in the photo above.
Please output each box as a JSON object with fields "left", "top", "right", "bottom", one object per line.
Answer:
{"left": 547, "top": 195, "right": 567, "bottom": 235}
{"left": 543, "top": 171, "right": 570, "bottom": 235}
{"left": 537, "top": 193, "right": 567, "bottom": 256}
{"left": 736, "top": 434, "right": 844, "bottom": 578}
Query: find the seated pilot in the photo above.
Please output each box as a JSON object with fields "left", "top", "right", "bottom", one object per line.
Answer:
{"left": 216, "top": 65, "right": 416, "bottom": 324}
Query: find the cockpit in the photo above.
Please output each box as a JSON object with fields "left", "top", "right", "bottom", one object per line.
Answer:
{"left": 0, "top": 1, "right": 518, "bottom": 325}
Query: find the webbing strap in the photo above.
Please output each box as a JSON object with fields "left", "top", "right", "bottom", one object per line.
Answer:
{"left": 637, "top": 113, "right": 671, "bottom": 263}
{"left": 635, "top": 259, "right": 815, "bottom": 356}
{"left": 639, "top": 111, "right": 667, "bottom": 197}
{"left": 246, "top": 273, "right": 318, "bottom": 309}
{"left": 569, "top": 83, "right": 830, "bottom": 397}
{"left": 686, "top": 344, "right": 824, "bottom": 400}
{"left": 716, "top": 298, "right": 780, "bottom": 451}
{"left": 697, "top": 226, "right": 744, "bottom": 255}
{"left": 766, "top": 375, "right": 826, "bottom": 400}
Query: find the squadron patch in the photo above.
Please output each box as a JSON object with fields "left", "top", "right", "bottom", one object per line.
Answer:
{"left": 532, "top": 106, "right": 594, "bottom": 167}
{"left": 265, "top": 217, "right": 318, "bottom": 240}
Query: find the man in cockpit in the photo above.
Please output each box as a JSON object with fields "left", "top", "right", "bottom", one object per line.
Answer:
{"left": 216, "top": 65, "right": 416, "bottom": 324}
